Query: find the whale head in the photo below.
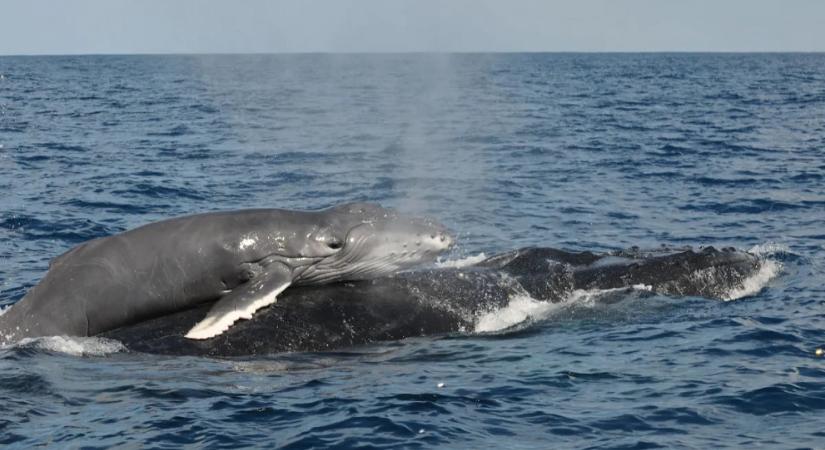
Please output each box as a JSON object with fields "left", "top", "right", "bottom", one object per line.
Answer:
{"left": 296, "top": 202, "right": 454, "bottom": 284}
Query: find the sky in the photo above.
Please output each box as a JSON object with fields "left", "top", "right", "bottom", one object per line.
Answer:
{"left": 1, "top": 0, "right": 824, "bottom": 55}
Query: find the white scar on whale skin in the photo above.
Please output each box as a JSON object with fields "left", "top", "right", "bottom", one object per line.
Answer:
{"left": 239, "top": 238, "right": 257, "bottom": 250}
{"left": 184, "top": 283, "right": 290, "bottom": 340}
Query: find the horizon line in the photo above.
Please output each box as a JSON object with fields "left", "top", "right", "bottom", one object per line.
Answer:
{"left": 2, "top": 50, "right": 825, "bottom": 57}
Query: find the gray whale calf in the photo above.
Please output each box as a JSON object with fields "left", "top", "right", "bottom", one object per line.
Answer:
{"left": 0, "top": 203, "right": 453, "bottom": 344}
{"left": 101, "top": 246, "right": 766, "bottom": 357}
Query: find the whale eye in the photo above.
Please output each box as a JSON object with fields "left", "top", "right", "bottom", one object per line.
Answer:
{"left": 327, "top": 240, "right": 343, "bottom": 250}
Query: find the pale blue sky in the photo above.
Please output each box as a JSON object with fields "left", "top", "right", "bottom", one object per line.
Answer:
{"left": 2, "top": 0, "right": 823, "bottom": 55}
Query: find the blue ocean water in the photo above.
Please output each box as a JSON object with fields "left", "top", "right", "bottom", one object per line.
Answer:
{"left": 0, "top": 53, "right": 824, "bottom": 448}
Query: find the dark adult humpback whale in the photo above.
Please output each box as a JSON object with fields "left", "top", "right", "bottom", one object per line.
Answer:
{"left": 102, "top": 246, "right": 766, "bottom": 357}
{"left": 0, "top": 203, "right": 453, "bottom": 344}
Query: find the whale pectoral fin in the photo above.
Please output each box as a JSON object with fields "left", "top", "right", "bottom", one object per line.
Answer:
{"left": 185, "top": 264, "right": 292, "bottom": 340}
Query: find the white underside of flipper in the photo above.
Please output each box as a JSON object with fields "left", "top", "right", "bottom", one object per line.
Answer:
{"left": 185, "top": 265, "right": 293, "bottom": 340}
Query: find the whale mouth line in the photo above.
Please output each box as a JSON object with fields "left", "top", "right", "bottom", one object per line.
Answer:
{"left": 297, "top": 243, "right": 417, "bottom": 284}
{"left": 296, "top": 221, "right": 451, "bottom": 285}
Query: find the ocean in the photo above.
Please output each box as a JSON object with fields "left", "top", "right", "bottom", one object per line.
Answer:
{"left": 1, "top": 53, "right": 823, "bottom": 448}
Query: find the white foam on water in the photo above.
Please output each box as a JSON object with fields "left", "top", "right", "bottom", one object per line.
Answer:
{"left": 474, "top": 295, "right": 559, "bottom": 332}
{"left": 0, "top": 304, "right": 10, "bottom": 317}
{"left": 17, "top": 336, "right": 126, "bottom": 356}
{"left": 748, "top": 242, "right": 790, "bottom": 257}
{"left": 472, "top": 250, "right": 781, "bottom": 331}
{"left": 564, "top": 285, "right": 652, "bottom": 307}
{"left": 722, "top": 258, "right": 781, "bottom": 301}
{"left": 435, "top": 253, "right": 487, "bottom": 269}
{"left": 473, "top": 285, "right": 653, "bottom": 333}
{"left": 714, "top": 242, "right": 785, "bottom": 301}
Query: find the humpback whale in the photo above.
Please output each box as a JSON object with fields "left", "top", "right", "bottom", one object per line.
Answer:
{"left": 0, "top": 203, "right": 453, "bottom": 344}
{"left": 101, "top": 246, "right": 766, "bottom": 357}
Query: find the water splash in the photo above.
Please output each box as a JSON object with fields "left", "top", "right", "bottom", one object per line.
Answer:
{"left": 722, "top": 258, "right": 781, "bottom": 301}
{"left": 747, "top": 242, "right": 791, "bottom": 257}
{"left": 475, "top": 295, "right": 558, "bottom": 332}
{"left": 435, "top": 252, "right": 487, "bottom": 268}
{"left": 16, "top": 336, "right": 126, "bottom": 356}
{"left": 714, "top": 242, "right": 785, "bottom": 301}
{"left": 474, "top": 285, "right": 655, "bottom": 333}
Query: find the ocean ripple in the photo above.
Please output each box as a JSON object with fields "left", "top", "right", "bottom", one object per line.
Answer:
{"left": 0, "top": 53, "right": 824, "bottom": 449}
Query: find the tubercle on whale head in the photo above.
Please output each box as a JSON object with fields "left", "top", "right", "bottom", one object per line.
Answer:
{"left": 326, "top": 202, "right": 454, "bottom": 255}
{"left": 346, "top": 216, "right": 454, "bottom": 259}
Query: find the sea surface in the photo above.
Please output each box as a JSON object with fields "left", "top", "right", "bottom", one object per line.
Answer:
{"left": 1, "top": 53, "right": 824, "bottom": 449}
